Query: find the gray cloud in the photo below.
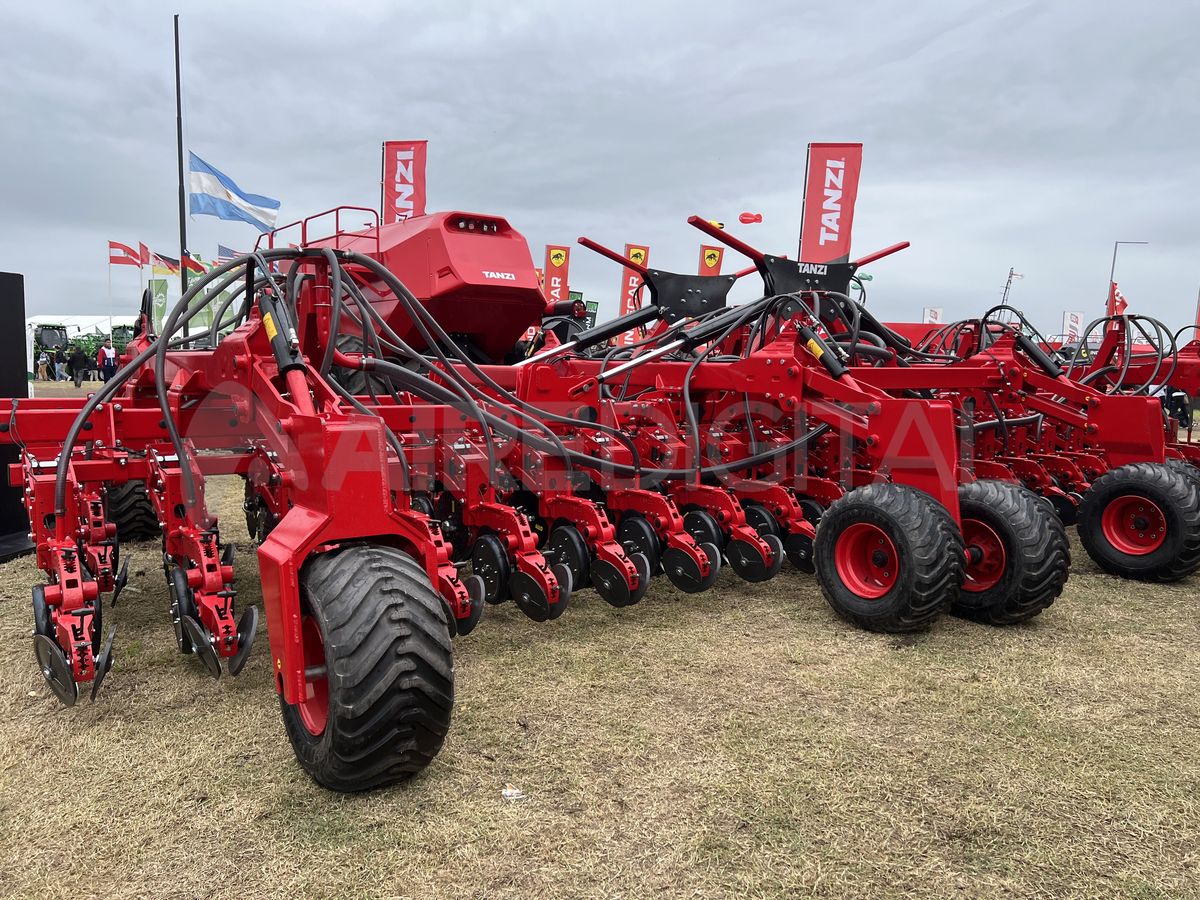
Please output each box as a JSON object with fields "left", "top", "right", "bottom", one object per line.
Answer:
{"left": 0, "top": 0, "right": 1196, "bottom": 335}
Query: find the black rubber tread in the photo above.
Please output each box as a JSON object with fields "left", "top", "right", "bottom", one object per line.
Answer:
{"left": 1165, "top": 457, "right": 1200, "bottom": 493}
{"left": 280, "top": 544, "right": 454, "bottom": 792}
{"left": 106, "top": 480, "right": 160, "bottom": 541}
{"left": 1078, "top": 461, "right": 1200, "bottom": 583}
{"left": 952, "top": 480, "right": 1070, "bottom": 626}
{"left": 813, "top": 482, "right": 964, "bottom": 633}
{"left": 332, "top": 333, "right": 390, "bottom": 396}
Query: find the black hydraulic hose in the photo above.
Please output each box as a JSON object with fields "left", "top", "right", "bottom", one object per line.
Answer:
{"left": 206, "top": 273, "right": 280, "bottom": 346}
{"left": 206, "top": 282, "right": 248, "bottom": 346}
{"left": 54, "top": 341, "right": 162, "bottom": 518}
{"left": 53, "top": 253, "right": 291, "bottom": 517}
{"left": 317, "top": 248, "right": 343, "bottom": 378}
{"left": 818, "top": 291, "right": 956, "bottom": 362}
{"left": 368, "top": 358, "right": 830, "bottom": 480}
{"left": 323, "top": 370, "right": 411, "bottom": 491}
{"left": 683, "top": 299, "right": 777, "bottom": 479}
{"left": 1174, "top": 324, "right": 1200, "bottom": 346}
{"left": 832, "top": 340, "right": 897, "bottom": 363}
{"left": 1067, "top": 315, "right": 1170, "bottom": 395}
{"left": 973, "top": 413, "right": 1042, "bottom": 434}
{"left": 154, "top": 249, "right": 306, "bottom": 508}
{"left": 336, "top": 282, "right": 401, "bottom": 403}
{"left": 1126, "top": 315, "right": 1177, "bottom": 395}
{"left": 341, "top": 258, "right": 502, "bottom": 473}
{"left": 335, "top": 269, "right": 501, "bottom": 473}
{"left": 342, "top": 253, "right": 645, "bottom": 478}
{"left": 985, "top": 392, "right": 1011, "bottom": 452}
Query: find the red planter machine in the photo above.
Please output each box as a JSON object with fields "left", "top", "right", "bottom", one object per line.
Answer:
{"left": 3, "top": 208, "right": 1195, "bottom": 791}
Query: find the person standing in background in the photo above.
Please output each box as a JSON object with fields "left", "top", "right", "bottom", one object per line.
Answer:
{"left": 54, "top": 348, "right": 67, "bottom": 381}
{"left": 69, "top": 345, "right": 88, "bottom": 388}
{"left": 37, "top": 350, "right": 49, "bottom": 381}
{"left": 96, "top": 338, "right": 118, "bottom": 383}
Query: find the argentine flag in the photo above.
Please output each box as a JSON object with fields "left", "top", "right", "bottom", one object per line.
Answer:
{"left": 188, "top": 152, "right": 280, "bottom": 233}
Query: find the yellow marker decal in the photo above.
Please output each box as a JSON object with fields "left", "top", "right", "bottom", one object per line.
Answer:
{"left": 805, "top": 338, "right": 824, "bottom": 359}
{"left": 263, "top": 311, "right": 278, "bottom": 341}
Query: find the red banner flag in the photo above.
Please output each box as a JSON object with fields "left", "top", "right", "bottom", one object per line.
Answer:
{"left": 381, "top": 140, "right": 428, "bottom": 223}
{"left": 1106, "top": 281, "right": 1128, "bottom": 318}
{"left": 799, "top": 142, "right": 863, "bottom": 264}
{"left": 108, "top": 240, "right": 142, "bottom": 267}
{"left": 543, "top": 245, "right": 571, "bottom": 304}
{"left": 698, "top": 245, "right": 724, "bottom": 275}
{"left": 615, "top": 244, "right": 650, "bottom": 346}
{"left": 138, "top": 242, "right": 150, "bottom": 266}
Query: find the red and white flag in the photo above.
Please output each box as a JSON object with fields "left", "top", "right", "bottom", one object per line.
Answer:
{"left": 109, "top": 240, "right": 143, "bottom": 267}
{"left": 1062, "top": 311, "right": 1084, "bottom": 343}
{"left": 381, "top": 140, "right": 428, "bottom": 223}
{"left": 799, "top": 142, "right": 863, "bottom": 264}
{"left": 1107, "top": 281, "right": 1128, "bottom": 317}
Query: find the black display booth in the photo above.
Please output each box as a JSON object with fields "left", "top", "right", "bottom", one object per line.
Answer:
{"left": 0, "top": 273, "right": 34, "bottom": 561}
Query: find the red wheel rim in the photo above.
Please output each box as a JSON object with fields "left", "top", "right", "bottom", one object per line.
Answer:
{"left": 962, "top": 518, "right": 1006, "bottom": 592}
{"left": 834, "top": 522, "right": 898, "bottom": 599}
{"left": 1101, "top": 494, "right": 1167, "bottom": 555}
{"left": 297, "top": 614, "right": 328, "bottom": 736}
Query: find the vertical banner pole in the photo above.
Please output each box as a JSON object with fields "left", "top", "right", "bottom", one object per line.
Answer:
{"left": 106, "top": 250, "right": 112, "bottom": 338}
{"left": 174, "top": 14, "right": 190, "bottom": 338}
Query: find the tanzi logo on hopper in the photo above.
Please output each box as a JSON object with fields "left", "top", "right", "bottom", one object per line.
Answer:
{"left": 482, "top": 271, "right": 516, "bottom": 281}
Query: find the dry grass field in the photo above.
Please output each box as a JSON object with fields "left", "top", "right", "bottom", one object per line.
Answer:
{"left": 0, "top": 456, "right": 1198, "bottom": 897}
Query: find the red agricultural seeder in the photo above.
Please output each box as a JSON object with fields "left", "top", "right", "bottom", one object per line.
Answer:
{"left": 878, "top": 306, "right": 1200, "bottom": 582}
{"left": 1, "top": 207, "right": 1100, "bottom": 792}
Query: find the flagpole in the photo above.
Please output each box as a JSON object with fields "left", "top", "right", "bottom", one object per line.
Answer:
{"left": 174, "top": 13, "right": 189, "bottom": 339}
{"left": 106, "top": 246, "right": 112, "bottom": 338}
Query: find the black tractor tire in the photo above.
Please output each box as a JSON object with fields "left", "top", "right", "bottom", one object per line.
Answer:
{"left": 952, "top": 480, "right": 1070, "bottom": 625}
{"left": 1165, "top": 457, "right": 1200, "bottom": 492}
{"left": 814, "top": 482, "right": 964, "bottom": 633}
{"left": 106, "top": 480, "right": 160, "bottom": 541}
{"left": 280, "top": 544, "right": 454, "bottom": 792}
{"left": 331, "top": 333, "right": 390, "bottom": 396}
{"left": 1077, "top": 461, "right": 1200, "bottom": 582}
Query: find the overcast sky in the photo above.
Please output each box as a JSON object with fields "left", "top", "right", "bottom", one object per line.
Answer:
{"left": 1, "top": 0, "right": 1197, "bottom": 335}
